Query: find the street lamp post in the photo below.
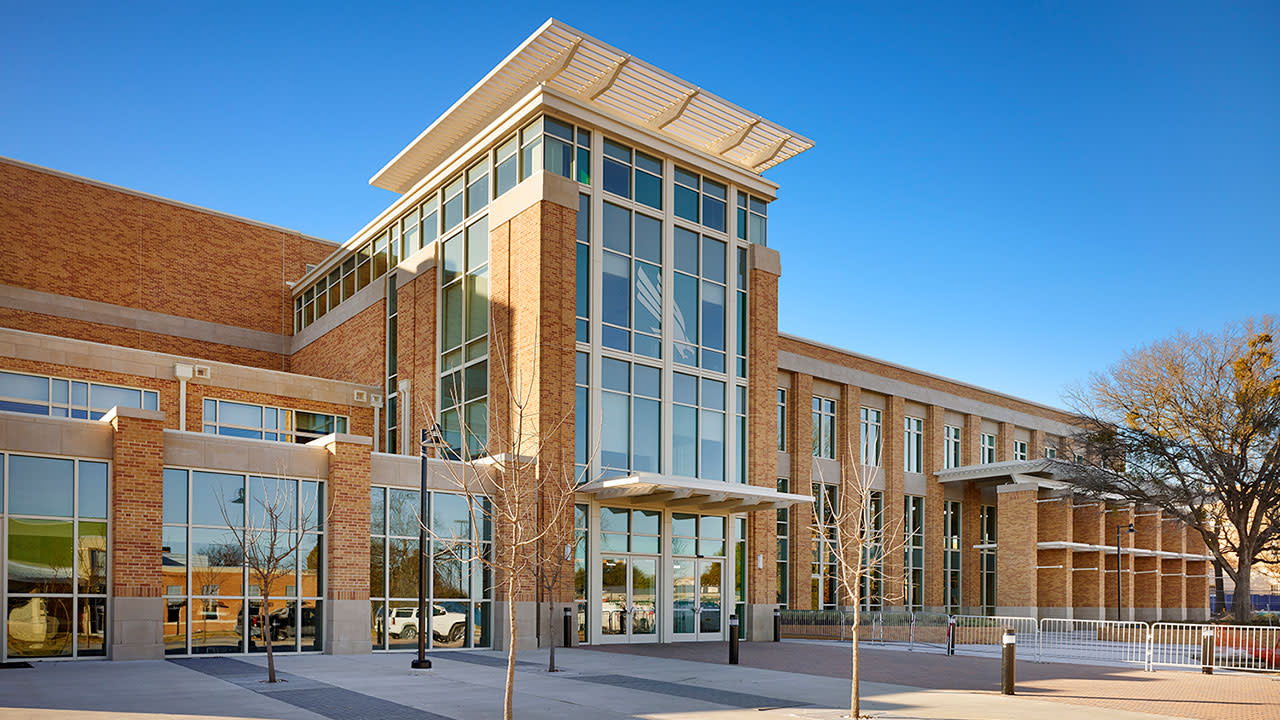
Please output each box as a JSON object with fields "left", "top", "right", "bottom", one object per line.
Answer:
{"left": 1116, "top": 521, "right": 1135, "bottom": 621}
{"left": 413, "top": 424, "right": 449, "bottom": 670}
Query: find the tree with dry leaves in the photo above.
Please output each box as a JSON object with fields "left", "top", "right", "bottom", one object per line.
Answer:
{"left": 1064, "top": 317, "right": 1280, "bottom": 621}
{"left": 813, "top": 457, "right": 905, "bottom": 719}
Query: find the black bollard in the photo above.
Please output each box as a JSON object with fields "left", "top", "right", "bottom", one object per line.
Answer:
{"left": 729, "top": 614, "right": 740, "bottom": 665}
{"left": 563, "top": 607, "right": 573, "bottom": 648}
{"left": 1000, "top": 629, "right": 1016, "bottom": 695}
{"left": 1201, "top": 627, "right": 1214, "bottom": 675}
{"left": 773, "top": 607, "right": 781, "bottom": 642}
{"left": 947, "top": 616, "right": 956, "bottom": 656}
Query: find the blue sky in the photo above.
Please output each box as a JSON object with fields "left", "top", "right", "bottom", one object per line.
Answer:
{"left": 3, "top": 2, "right": 1277, "bottom": 408}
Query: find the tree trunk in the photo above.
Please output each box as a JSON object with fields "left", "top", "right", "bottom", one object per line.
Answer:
{"left": 262, "top": 595, "right": 277, "bottom": 683}
{"left": 547, "top": 601, "right": 556, "bottom": 673}
{"left": 850, "top": 608, "right": 861, "bottom": 719}
{"left": 1213, "top": 558, "right": 1227, "bottom": 616}
{"left": 1230, "top": 559, "right": 1253, "bottom": 622}
{"left": 505, "top": 576, "right": 517, "bottom": 720}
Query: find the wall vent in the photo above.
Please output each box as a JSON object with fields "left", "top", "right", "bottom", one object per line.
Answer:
{"left": 193, "top": 365, "right": 212, "bottom": 379}
{"left": 353, "top": 389, "right": 369, "bottom": 403}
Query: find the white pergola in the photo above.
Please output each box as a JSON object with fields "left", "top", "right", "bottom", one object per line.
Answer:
{"left": 578, "top": 472, "right": 812, "bottom": 513}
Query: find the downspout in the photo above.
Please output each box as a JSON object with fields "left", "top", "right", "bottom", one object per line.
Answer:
{"left": 174, "top": 364, "right": 194, "bottom": 431}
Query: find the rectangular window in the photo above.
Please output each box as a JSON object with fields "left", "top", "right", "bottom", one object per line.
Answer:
{"left": 980, "top": 505, "right": 997, "bottom": 615}
{"left": 776, "top": 478, "right": 789, "bottom": 606}
{"left": 904, "top": 495, "right": 924, "bottom": 611}
{"left": 980, "top": 433, "right": 996, "bottom": 464}
{"left": 944, "top": 500, "right": 962, "bottom": 613}
{"left": 811, "top": 481, "right": 839, "bottom": 609}
{"left": 860, "top": 490, "right": 883, "bottom": 611}
{"left": 575, "top": 193, "right": 591, "bottom": 343}
{"left": 521, "top": 115, "right": 590, "bottom": 185}
{"left": 0, "top": 370, "right": 158, "bottom": 420}
{"left": 736, "top": 192, "right": 768, "bottom": 246}
{"left": 811, "top": 397, "right": 835, "bottom": 459}
{"left": 860, "top": 407, "right": 882, "bottom": 466}
{"left": 903, "top": 416, "right": 923, "bottom": 473}
{"left": 202, "top": 399, "right": 347, "bottom": 444}
{"left": 600, "top": 357, "right": 662, "bottom": 477}
{"left": 944, "top": 425, "right": 962, "bottom": 469}
{"left": 776, "top": 389, "right": 787, "bottom": 451}
{"left": 1045, "top": 446, "right": 1057, "bottom": 459}
{"left": 1013, "top": 440, "right": 1028, "bottom": 461}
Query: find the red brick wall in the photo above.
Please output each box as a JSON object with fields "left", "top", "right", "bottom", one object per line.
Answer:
{"left": 290, "top": 299, "right": 387, "bottom": 387}
{"left": 396, "top": 266, "right": 437, "bottom": 449}
{"left": 746, "top": 265, "right": 780, "bottom": 605}
{"left": 788, "top": 372, "right": 814, "bottom": 609}
{"left": 0, "top": 159, "right": 335, "bottom": 351}
{"left": 109, "top": 412, "right": 165, "bottom": 597}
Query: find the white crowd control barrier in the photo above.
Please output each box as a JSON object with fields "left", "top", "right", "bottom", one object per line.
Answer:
{"left": 1037, "top": 618, "right": 1152, "bottom": 668}
{"left": 951, "top": 615, "right": 1039, "bottom": 657}
{"left": 1149, "top": 623, "right": 1280, "bottom": 672}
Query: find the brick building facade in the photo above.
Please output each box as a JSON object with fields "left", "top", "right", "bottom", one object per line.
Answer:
{"left": 0, "top": 19, "right": 1208, "bottom": 661}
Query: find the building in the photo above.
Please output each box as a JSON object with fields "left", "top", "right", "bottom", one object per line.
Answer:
{"left": 0, "top": 19, "right": 1211, "bottom": 661}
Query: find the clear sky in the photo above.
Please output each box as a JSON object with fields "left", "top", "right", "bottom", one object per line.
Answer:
{"left": 3, "top": 1, "right": 1277, "bottom": 408}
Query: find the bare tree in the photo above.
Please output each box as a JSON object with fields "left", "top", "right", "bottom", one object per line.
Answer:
{"left": 218, "top": 475, "right": 325, "bottom": 683}
{"left": 1063, "top": 317, "right": 1280, "bottom": 621}
{"left": 420, "top": 331, "right": 585, "bottom": 720}
{"left": 813, "top": 455, "right": 906, "bottom": 720}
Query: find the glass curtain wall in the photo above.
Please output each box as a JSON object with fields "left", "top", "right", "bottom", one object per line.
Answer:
{"left": 161, "top": 468, "right": 324, "bottom": 655}
{"left": 810, "top": 481, "right": 838, "bottom": 609}
{"left": 3, "top": 454, "right": 109, "bottom": 660}
{"left": 369, "top": 486, "right": 492, "bottom": 650}
{"left": 903, "top": 495, "right": 924, "bottom": 611}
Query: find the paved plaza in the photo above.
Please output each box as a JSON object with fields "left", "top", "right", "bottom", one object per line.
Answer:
{"left": 0, "top": 642, "right": 1275, "bottom": 720}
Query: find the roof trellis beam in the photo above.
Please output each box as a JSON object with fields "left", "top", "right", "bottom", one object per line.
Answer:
{"left": 534, "top": 37, "right": 582, "bottom": 84}
{"left": 746, "top": 135, "right": 790, "bottom": 170}
{"left": 580, "top": 56, "right": 631, "bottom": 100}
{"left": 705, "top": 118, "right": 759, "bottom": 155}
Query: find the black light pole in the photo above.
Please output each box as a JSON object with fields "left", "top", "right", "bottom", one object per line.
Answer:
{"left": 413, "top": 424, "right": 448, "bottom": 670}
{"left": 1115, "top": 521, "right": 1135, "bottom": 621}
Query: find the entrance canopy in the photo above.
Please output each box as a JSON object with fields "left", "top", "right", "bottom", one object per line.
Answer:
{"left": 578, "top": 473, "right": 812, "bottom": 513}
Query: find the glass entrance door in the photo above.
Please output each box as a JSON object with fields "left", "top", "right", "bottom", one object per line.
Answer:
{"left": 599, "top": 555, "right": 657, "bottom": 643}
{"left": 672, "top": 558, "right": 723, "bottom": 641}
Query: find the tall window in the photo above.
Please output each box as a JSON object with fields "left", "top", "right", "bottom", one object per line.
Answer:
{"left": 776, "top": 478, "right": 789, "bottom": 606}
{"left": 671, "top": 373, "right": 726, "bottom": 481}
{"left": 202, "top": 399, "right": 347, "bottom": 444}
{"left": 4, "top": 454, "right": 109, "bottom": 658}
{"left": 600, "top": 357, "right": 662, "bottom": 477}
{"left": 944, "top": 500, "right": 962, "bottom": 614}
{"left": 574, "top": 352, "right": 590, "bottom": 479}
{"left": 162, "top": 468, "right": 324, "bottom": 655}
{"left": 980, "top": 505, "right": 997, "bottom": 615}
{"left": 811, "top": 397, "right": 836, "bottom": 459}
{"left": 602, "top": 201, "right": 663, "bottom": 358}
{"left": 672, "top": 225, "right": 727, "bottom": 372}
{"left": 860, "top": 407, "right": 882, "bottom": 466}
{"left": 776, "top": 388, "right": 787, "bottom": 451}
{"left": 903, "top": 495, "right": 924, "bottom": 611}
{"left": 1013, "top": 440, "right": 1028, "bottom": 461}
{"left": 811, "top": 481, "right": 839, "bottom": 609}
{"left": 1044, "top": 446, "right": 1057, "bottom": 459}
{"left": 734, "top": 515, "right": 748, "bottom": 639}
{"left": 980, "top": 433, "right": 996, "bottom": 464}
{"left": 944, "top": 425, "right": 962, "bottom": 469}
{"left": 860, "top": 490, "right": 884, "bottom": 611}
{"left": 574, "top": 505, "right": 588, "bottom": 642}
{"left": 602, "top": 138, "right": 661, "bottom": 209}
{"left": 903, "top": 417, "right": 923, "bottom": 473}
{"left": 575, "top": 194, "right": 591, "bottom": 343}
{"left": 735, "top": 191, "right": 768, "bottom": 246}
{"left": 369, "top": 486, "right": 492, "bottom": 651}
{"left": 439, "top": 214, "right": 490, "bottom": 458}
{"left": 0, "top": 370, "right": 158, "bottom": 419}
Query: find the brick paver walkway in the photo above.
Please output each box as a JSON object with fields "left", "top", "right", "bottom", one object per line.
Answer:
{"left": 586, "top": 641, "right": 1280, "bottom": 720}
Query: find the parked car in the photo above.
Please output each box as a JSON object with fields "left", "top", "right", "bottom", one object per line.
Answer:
{"left": 382, "top": 604, "right": 467, "bottom": 644}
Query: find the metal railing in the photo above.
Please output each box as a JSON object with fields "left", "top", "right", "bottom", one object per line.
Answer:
{"left": 779, "top": 610, "right": 1280, "bottom": 674}
{"left": 1149, "top": 623, "right": 1280, "bottom": 672}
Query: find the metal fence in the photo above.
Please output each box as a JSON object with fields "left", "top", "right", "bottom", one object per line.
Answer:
{"left": 779, "top": 610, "right": 1280, "bottom": 673}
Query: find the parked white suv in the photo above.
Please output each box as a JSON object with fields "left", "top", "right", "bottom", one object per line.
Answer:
{"left": 385, "top": 604, "right": 467, "bottom": 644}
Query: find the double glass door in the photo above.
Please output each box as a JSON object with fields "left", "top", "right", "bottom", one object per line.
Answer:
{"left": 599, "top": 556, "right": 657, "bottom": 643}
{"left": 672, "top": 558, "right": 722, "bottom": 640}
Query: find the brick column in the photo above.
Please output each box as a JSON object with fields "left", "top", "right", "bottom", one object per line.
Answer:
{"left": 1184, "top": 529, "right": 1210, "bottom": 621}
{"left": 1132, "top": 508, "right": 1161, "bottom": 621}
{"left": 789, "top": 373, "right": 814, "bottom": 609}
{"left": 881, "top": 396, "right": 905, "bottom": 607}
{"left": 106, "top": 407, "right": 166, "bottom": 660}
{"left": 1036, "top": 493, "right": 1072, "bottom": 618}
{"left": 394, "top": 250, "right": 437, "bottom": 455}
{"left": 836, "top": 384, "right": 862, "bottom": 606}
{"left": 487, "top": 172, "right": 578, "bottom": 649}
{"left": 1072, "top": 499, "right": 1106, "bottom": 619}
{"left": 319, "top": 433, "right": 373, "bottom": 654}
{"left": 960, "top": 414, "right": 983, "bottom": 613}
{"left": 1105, "top": 505, "right": 1136, "bottom": 620}
{"left": 996, "top": 483, "right": 1038, "bottom": 617}
{"left": 1030, "top": 428, "right": 1045, "bottom": 459}
{"left": 745, "top": 244, "right": 781, "bottom": 638}
{"left": 1161, "top": 515, "right": 1186, "bottom": 621}
{"left": 923, "top": 405, "right": 945, "bottom": 612}
{"left": 996, "top": 421, "right": 1014, "bottom": 462}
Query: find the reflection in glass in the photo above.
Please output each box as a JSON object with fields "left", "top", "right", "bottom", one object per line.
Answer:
{"left": 164, "top": 598, "right": 188, "bottom": 654}
{"left": 387, "top": 539, "right": 418, "bottom": 598}
{"left": 7, "top": 596, "right": 72, "bottom": 657}
{"left": 77, "top": 521, "right": 108, "bottom": 594}
{"left": 79, "top": 461, "right": 109, "bottom": 518}
{"left": 433, "top": 601, "right": 469, "bottom": 648}
{"left": 190, "top": 597, "right": 243, "bottom": 654}
{"left": 248, "top": 598, "right": 295, "bottom": 653}
{"left": 388, "top": 489, "right": 420, "bottom": 537}
{"left": 433, "top": 543, "right": 469, "bottom": 599}
{"left": 387, "top": 600, "right": 418, "bottom": 649}
{"left": 301, "top": 599, "right": 322, "bottom": 652}
{"left": 8, "top": 455, "right": 74, "bottom": 517}
{"left": 191, "top": 471, "right": 245, "bottom": 526}
{"left": 472, "top": 602, "right": 491, "bottom": 648}
{"left": 672, "top": 559, "right": 696, "bottom": 634}
{"left": 191, "top": 527, "right": 243, "bottom": 597}
{"left": 371, "top": 600, "right": 386, "bottom": 649}
{"left": 601, "top": 557, "right": 627, "bottom": 636}
{"left": 699, "top": 560, "right": 722, "bottom": 634}
{"left": 8, "top": 518, "right": 73, "bottom": 594}
{"left": 632, "top": 558, "right": 657, "bottom": 636}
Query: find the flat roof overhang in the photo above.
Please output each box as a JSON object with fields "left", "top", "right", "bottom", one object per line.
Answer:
{"left": 578, "top": 473, "right": 813, "bottom": 513}
{"left": 371, "top": 18, "right": 814, "bottom": 195}
{"left": 935, "top": 458, "right": 1072, "bottom": 490}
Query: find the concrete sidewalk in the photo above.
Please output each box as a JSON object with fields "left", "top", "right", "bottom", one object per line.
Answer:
{"left": 0, "top": 648, "right": 1203, "bottom": 720}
